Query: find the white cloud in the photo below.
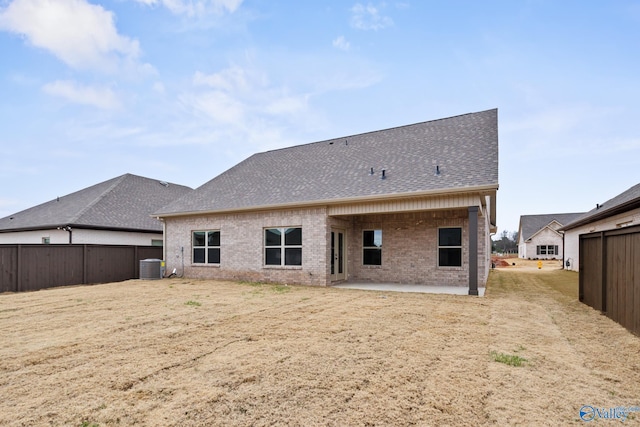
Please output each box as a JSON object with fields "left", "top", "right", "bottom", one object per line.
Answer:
{"left": 0, "top": 0, "right": 149, "bottom": 74}
{"left": 192, "top": 66, "right": 252, "bottom": 91}
{"left": 181, "top": 90, "right": 245, "bottom": 124}
{"left": 186, "top": 65, "right": 311, "bottom": 126}
{"left": 265, "top": 95, "right": 309, "bottom": 116}
{"left": 42, "top": 80, "right": 121, "bottom": 110}
{"left": 350, "top": 2, "right": 393, "bottom": 31}
{"left": 152, "top": 81, "right": 166, "bottom": 94}
{"left": 131, "top": 0, "right": 243, "bottom": 17}
{"left": 332, "top": 35, "right": 350, "bottom": 51}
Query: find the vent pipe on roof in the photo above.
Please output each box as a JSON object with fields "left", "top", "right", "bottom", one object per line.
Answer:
{"left": 435, "top": 165, "right": 441, "bottom": 176}
{"left": 369, "top": 167, "right": 374, "bottom": 176}
{"left": 381, "top": 169, "right": 386, "bottom": 180}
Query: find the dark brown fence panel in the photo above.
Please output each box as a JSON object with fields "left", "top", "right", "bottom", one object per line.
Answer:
{"left": 20, "top": 245, "right": 84, "bottom": 292}
{"left": 0, "top": 244, "right": 163, "bottom": 293}
{"left": 579, "top": 234, "right": 603, "bottom": 310}
{"left": 622, "top": 234, "right": 635, "bottom": 333}
{"left": 580, "top": 225, "right": 640, "bottom": 336}
{"left": 0, "top": 246, "right": 18, "bottom": 293}
{"left": 633, "top": 233, "right": 640, "bottom": 336}
{"left": 86, "top": 246, "right": 136, "bottom": 285}
{"left": 605, "top": 234, "right": 625, "bottom": 328}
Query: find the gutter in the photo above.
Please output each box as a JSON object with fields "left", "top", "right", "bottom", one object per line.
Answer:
{"left": 155, "top": 184, "right": 499, "bottom": 219}
{"left": 0, "top": 224, "right": 163, "bottom": 235}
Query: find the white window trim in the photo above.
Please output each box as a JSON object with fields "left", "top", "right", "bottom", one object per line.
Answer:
{"left": 192, "top": 230, "right": 220, "bottom": 265}
{"left": 264, "top": 227, "right": 302, "bottom": 267}
{"left": 536, "top": 245, "right": 558, "bottom": 256}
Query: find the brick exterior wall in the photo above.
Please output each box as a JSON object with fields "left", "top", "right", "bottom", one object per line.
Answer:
{"left": 164, "top": 208, "right": 329, "bottom": 286}
{"left": 345, "top": 209, "right": 486, "bottom": 287}
{"left": 163, "top": 206, "right": 489, "bottom": 288}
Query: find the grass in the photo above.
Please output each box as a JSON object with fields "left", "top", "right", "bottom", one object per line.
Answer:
{"left": 239, "top": 280, "right": 292, "bottom": 294}
{"left": 6, "top": 267, "right": 640, "bottom": 426}
{"left": 490, "top": 350, "right": 528, "bottom": 367}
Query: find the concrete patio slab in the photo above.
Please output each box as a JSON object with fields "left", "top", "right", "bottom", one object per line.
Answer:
{"left": 332, "top": 283, "right": 485, "bottom": 296}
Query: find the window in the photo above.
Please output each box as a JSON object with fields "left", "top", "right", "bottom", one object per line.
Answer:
{"left": 438, "top": 227, "right": 462, "bottom": 267}
{"left": 363, "top": 230, "right": 382, "bottom": 265}
{"left": 265, "top": 227, "right": 302, "bottom": 266}
{"left": 42, "top": 237, "right": 50, "bottom": 245}
{"left": 536, "top": 245, "right": 558, "bottom": 256}
{"left": 192, "top": 230, "right": 220, "bottom": 264}
{"left": 151, "top": 239, "right": 163, "bottom": 247}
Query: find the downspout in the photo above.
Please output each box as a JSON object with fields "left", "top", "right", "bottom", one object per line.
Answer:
{"left": 561, "top": 231, "right": 565, "bottom": 269}
{"left": 59, "top": 225, "right": 73, "bottom": 244}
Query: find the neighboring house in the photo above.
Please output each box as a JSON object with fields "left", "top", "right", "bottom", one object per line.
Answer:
{"left": 0, "top": 174, "right": 192, "bottom": 246}
{"left": 561, "top": 183, "right": 640, "bottom": 336}
{"left": 155, "top": 109, "right": 499, "bottom": 294}
{"left": 517, "top": 213, "right": 583, "bottom": 260}
{"left": 562, "top": 182, "right": 640, "bottom": 272}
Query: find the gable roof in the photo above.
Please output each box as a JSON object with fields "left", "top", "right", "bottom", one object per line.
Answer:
{"left": 156, "top": 109, "right": 499, "bottom": 217}
{"left": 561, "top": 182, "right": 640, "bottom": 231}
{"left": 0, "top": 174, "right": 192, "bottom": 233}
{"left": 518, "top": 213, "right": 584, "bottom": 242}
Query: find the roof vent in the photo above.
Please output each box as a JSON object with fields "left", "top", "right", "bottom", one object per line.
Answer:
{"left": 596, "top": 203, "right": 600, "bottom": 209}
{"left": 380, "top": 169, "right": 386, "bottom": 180}
{"left": 435, "top": 165, "right": 441, "bottom": 176}
{"left": 369, "top": 167, "right": 374, "bottom": 176}
{"left": 159, "top": 181, "right": 169, "bottom": 187}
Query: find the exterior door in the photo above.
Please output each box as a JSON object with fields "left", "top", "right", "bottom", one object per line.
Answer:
{"left": 331, "top": 229, "right": 346, "bottom": 281}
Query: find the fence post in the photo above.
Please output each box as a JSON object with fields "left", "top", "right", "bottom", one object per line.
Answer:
{"left": 134, "top": 246, "right": 139, "bottom": 278}
{"left": 16, "top": 244, "right": 22, "bottom": 292}
{"left": 82, "top": 245, "right": 88, "bottom": 284}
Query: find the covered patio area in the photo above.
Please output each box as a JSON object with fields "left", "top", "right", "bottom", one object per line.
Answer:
{"left": 332, "top": 281, "right": 486, "bottom": 296}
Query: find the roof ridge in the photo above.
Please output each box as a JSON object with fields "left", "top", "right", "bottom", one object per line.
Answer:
{"left": 70, "top": 174, "right": 129, "bottom": 224}
{"left": 263, "top": 108, "right": 497, "bottom": 155}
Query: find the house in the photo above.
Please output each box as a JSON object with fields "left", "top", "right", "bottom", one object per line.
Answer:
{"left": 155, "top": 109, "right": 499, "bottom": 294}
{"left": 561, "top": 183, "right": 640, "bottom": 335}
{"left": 562, "top": 182, "right": 640, "bottom": 272}
{"left": 517, "top": 213, "right": 583, "bottom": 260}
{"left": 0, "top": 174, "right": 192, "bottom": 246}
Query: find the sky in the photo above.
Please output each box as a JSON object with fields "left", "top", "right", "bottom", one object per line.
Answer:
{"left": 1, "top": 0, "right": 639, "bottom": 235}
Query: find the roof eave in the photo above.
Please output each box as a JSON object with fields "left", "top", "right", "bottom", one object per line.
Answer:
{"left": 561, "top": 199, "right": 640, "bottom": 231}
{"left": 0, "top": 223, "right": 162, "bottom": 234}
{"left": 155, "top": 184, "right": 499, "bottom": 219}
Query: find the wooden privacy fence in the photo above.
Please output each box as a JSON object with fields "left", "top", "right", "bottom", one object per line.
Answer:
{"left": 0, "top": 244, "right": 163, "bottom": 293}
{"left": 579, "top": 224, "right": 640, "bottom": 336}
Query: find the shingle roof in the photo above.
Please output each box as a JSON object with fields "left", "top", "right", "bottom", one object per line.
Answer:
{"left": 156, "top": 109, "right": 499, "bottom": 216}
{"left": 518, "top": 213, "right": 584, "bottom": 241}
{"left": 561, "top": 183, "right": 640, "bottom": 231}
{"left": 0, "top": 174, "right": 192, "bottom": 233}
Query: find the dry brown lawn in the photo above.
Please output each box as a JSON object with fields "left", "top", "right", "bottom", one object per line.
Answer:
{"left": 1, "top": 260, "right": 640, "bottom": 426}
